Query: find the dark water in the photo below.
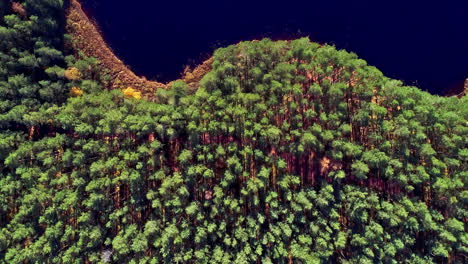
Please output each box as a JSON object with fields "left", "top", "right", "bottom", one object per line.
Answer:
{"left": 80, "top": 0, "right": 468, "bottom": 95}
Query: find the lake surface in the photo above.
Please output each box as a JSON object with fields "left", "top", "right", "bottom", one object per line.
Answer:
{"left": 80, "top": 0, "right": 468, "bottom": 95}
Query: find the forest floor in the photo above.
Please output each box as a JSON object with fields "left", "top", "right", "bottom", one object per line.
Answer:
{"left": 66, "top": 0, "right": 213, "bottom": 97}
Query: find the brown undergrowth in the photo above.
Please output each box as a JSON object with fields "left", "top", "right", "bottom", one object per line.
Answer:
{"left": 66, "top": 0, "right": 212, "bottom": 98}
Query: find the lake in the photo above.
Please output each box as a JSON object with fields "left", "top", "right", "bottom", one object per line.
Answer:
{"left": 80, "top": 0, "right": 468, "bottom": 95}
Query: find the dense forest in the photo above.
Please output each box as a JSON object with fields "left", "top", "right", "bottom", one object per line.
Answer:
{"left": 0, "top": 1, "right": 467, "bottom": 263}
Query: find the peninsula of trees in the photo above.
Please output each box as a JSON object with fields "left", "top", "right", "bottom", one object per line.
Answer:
{"left": 0, "top": 1, "right": 466, "bottom": 263}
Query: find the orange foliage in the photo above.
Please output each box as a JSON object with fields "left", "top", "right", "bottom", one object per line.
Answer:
{"left": 11, "top": 2, "right": 27, "bottom": 18}
{"left": 70, "top": 87, "right": 83, "bottom": 97}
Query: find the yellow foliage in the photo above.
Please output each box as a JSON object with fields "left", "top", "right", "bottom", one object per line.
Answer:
{"left": 133, "top": 93, "right": 142, "bottom": 100}
{"left": 123, "top": 87, "right": 142, "bottom": 99}
{"left": 65, "top": 67, "right": 82, "bottom": 81}
{"left": 70, "top": 87, "right": 83, "bottom": 97}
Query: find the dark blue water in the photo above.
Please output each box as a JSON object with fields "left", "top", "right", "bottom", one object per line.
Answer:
{"left": 81, "top": 0, "right": 468, "bottom": 95}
